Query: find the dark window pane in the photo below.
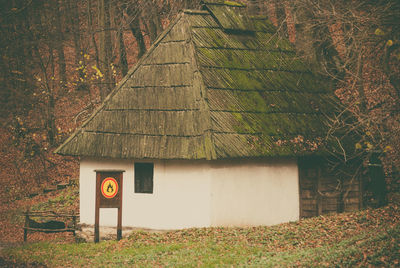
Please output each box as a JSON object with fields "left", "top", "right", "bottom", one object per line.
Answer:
{"left": 135, "top": 163, "right": 153, "bottom": 193}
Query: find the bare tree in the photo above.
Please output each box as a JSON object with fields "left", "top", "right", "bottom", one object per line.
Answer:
{"left": 53, "top": 0, "right": 67, "bottom": 88}
{"left": 98, "top": 0, "right": 114, "bottom": 101}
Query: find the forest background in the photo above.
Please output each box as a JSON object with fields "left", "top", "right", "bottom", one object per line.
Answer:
{"left": 0, "top": 0, "right": 399, "bottom": 205}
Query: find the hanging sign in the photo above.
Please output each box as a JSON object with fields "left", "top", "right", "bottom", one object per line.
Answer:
{"left": 101, "top": 177, "right": 118, "bottom": 199}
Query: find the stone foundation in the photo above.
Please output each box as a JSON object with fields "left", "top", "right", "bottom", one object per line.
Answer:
{"left": 76, "top": 224, "right": 165, "bottom": 242}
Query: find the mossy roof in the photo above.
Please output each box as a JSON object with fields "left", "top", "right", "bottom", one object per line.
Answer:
{"left": 55, "top": 0, "right": 339, "bottom": 160}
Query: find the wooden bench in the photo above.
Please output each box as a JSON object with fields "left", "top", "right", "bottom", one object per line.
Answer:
{"left": 23, "top": 209, "right": 79, "bottom": 242}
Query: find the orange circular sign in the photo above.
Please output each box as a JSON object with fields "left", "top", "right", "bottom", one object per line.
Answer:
{"left": 101, "top": 177, "right": 118, "bottom": 199}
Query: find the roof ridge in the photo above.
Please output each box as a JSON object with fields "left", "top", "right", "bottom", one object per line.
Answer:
{"left": 185, "top": 13, "right": 217, "bottom": 160}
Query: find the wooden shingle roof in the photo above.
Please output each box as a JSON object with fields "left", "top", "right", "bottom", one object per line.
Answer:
{"left": 55, "top": 0, "right": 338, "bottom": 160}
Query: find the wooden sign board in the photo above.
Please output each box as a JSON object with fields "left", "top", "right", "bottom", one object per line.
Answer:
{"left": 95, "top": 171, "right": 124, "bottom": 243}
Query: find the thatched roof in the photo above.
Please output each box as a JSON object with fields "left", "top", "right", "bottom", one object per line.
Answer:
{"left": 55, "top": 0, "right": 338, "bottom": 160}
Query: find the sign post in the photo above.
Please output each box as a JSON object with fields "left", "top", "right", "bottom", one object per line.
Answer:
{"left": 95, "top": 170, "right": 124, "bottom": 243}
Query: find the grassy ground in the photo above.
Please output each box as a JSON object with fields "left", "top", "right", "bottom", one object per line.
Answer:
{"left": 1, "top": 195, "right": 399, "bottom": 267}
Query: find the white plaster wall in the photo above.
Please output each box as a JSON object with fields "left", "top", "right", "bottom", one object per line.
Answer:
{"left": 79, "top": 159, "right": 212, "bottom": 229}
{"left": 210, "top": 159, "right": 299, "bottom": 227}
{"left": 79, "top": 158, "right": 133, "bottom": 227}
{"left": 80, "top": 158, "right": 299, "bottom": 230}
{"left": 126, "top": 160, "right": 212, "bottom": 229}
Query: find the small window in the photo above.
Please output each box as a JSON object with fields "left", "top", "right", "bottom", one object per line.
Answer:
{"left": 134, "top": 163, "right": 153, "bottom": 194}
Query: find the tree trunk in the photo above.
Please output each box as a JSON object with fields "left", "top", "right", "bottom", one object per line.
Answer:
{"left": 274, "top": 0, "right": 288, "bottom": 39}
{"left": 283, "top": 1, "right": 296, "bottom": 44}
{"left": 88, "top": 0, "right": 100, "bottom": 70}
{"left": 67, "top": 0, "right": 82, "bottom": 62}
{"left": 98, "top": 0, "right": 113, "bottom": 101}
{"left": 114, "top": 5, "right": 128, "bottom": 76}
{"left": 144, "top": 1, "right": 162, "bottom": 44}
{"left": 312, "top": 22, "right": 344, "bottom": 79}
{"left": 291, "top": 4, "right": 317, "bottom": 63}
{"left": 126, "top": 6, "right": 146, "bottom": 59}
{"left": 53, "top": 0, "right": 67, "bottom": 89}
{"left": 66, "top": 0, "right": 86, "bottom": 90}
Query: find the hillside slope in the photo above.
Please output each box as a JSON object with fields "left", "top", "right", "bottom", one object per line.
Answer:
{"left": 1, "top": 196, "right": 399, "bottom": 267}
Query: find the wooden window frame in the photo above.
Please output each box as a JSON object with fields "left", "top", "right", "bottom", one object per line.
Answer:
{"left": 134, "top": 163, "right": 154, "bottom": 194}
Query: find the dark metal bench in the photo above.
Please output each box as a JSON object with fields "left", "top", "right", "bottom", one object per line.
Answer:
{"left": 23, "top": 209, "right": 79, "bottom": 242}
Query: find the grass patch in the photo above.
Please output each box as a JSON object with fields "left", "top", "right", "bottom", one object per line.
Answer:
{"left": 2, "top": 204, "right": 400, "bottom": 267}
{"left": 30, "top": 182, "right": 79, "bottom": 213}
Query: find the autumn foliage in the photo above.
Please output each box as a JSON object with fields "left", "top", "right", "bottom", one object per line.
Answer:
{"left": 0, "top": 0, "right": 399, "bottom": 205}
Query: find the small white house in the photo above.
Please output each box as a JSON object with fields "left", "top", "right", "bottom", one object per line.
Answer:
{"left": 56, "top": 0, "right": 361, "bottom": 232}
